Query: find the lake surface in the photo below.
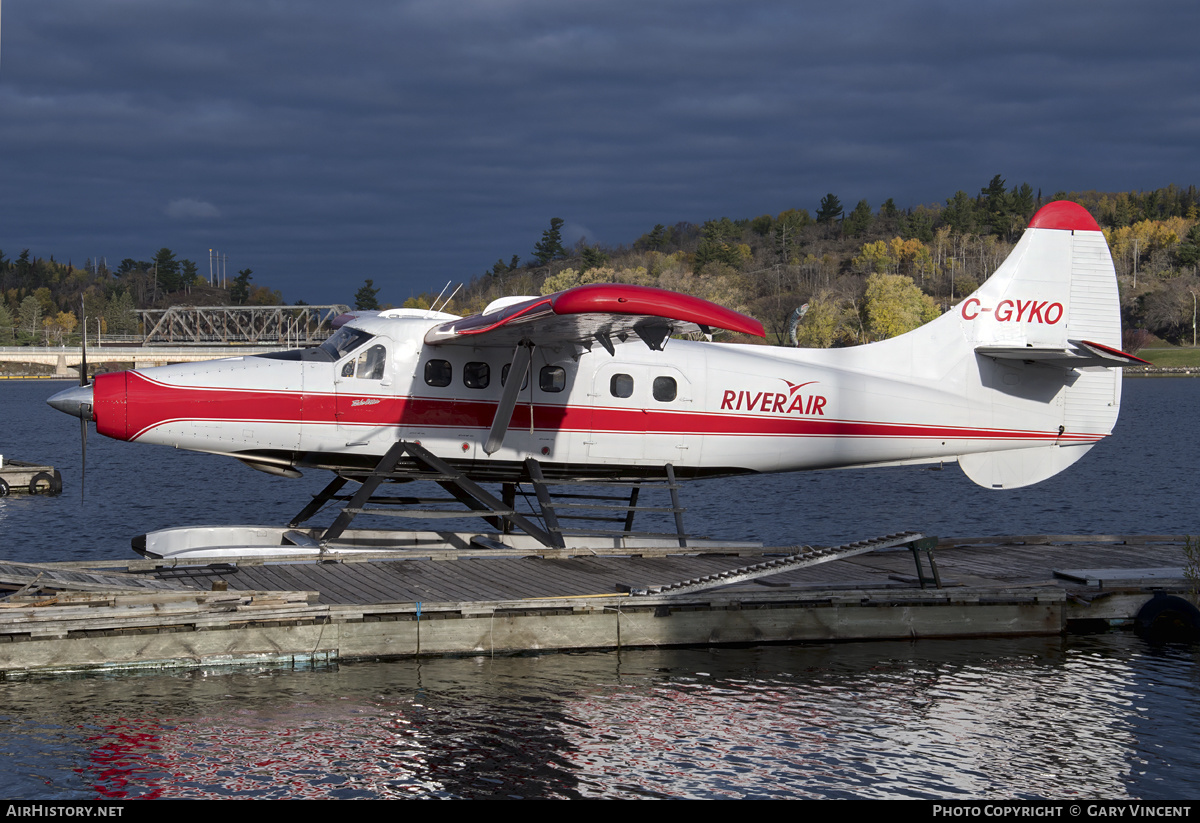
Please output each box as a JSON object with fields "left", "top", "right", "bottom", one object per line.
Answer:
{"left": 0, "top": 376, "right": 1197, "bottom": 799}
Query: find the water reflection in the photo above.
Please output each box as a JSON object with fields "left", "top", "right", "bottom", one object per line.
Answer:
{"left": 0, "top": 635, "right": 1197, "bottom": 799}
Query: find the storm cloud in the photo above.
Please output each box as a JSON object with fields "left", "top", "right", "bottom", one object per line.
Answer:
{"left": 1, "top": 0, "right": 1197, "bottom": 305}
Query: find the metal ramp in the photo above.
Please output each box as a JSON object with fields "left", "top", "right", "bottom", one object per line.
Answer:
{"left": 628, "top": 531, "right": 928, "bottom": 595}
{"left": 288, "top": 440, "right": 692, "bottom": 550}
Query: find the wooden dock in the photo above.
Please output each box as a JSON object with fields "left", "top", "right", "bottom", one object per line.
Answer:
{"left": 0, "top": 534, "right": 1192, "bottom": 676}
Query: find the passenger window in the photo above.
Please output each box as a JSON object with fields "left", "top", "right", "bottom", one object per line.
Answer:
{"left": 610, "top": 374, "right": 634, "bottom": 398}
{"left": 501, "top": 363, "right": 529, "bottom": 389}
{"left": 540, "top": 365, "right": 566, "bottom": 393}
{"left": 355, "top": 344, "right": 387, "bottom": 380}
{"left": 464, "top": 362, "right": 490, "bottom": 389}
{"left": 424, "top": 359, "right": 452, "bottom": 387}
{"left": 653, "top": 376, "right": 677, "bottom": 402}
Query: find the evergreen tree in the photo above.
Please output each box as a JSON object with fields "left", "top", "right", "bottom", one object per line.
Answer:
{"left": 773, "top": 209, "right": 809, "bottom": 264}
{"left": 0, "top": 304, "right": 14, "bottom": 345}
{"left": 816, "top": 193, "right": 844, "bottom": 224}
{"left": 580, "top": 245, "right": 609, "bottom": 273}
{"left": 181, "top": 259, "right": 199, "bottom": 287}
{"left": 231, "top": 269, "right": 253, "bottom": 304}
{"left": 1178, "top": 224, "right": 1200, "bottom": 270}
{"left": 942, "top": 190, "right": 978, "bottom": 235}
{"left": 694, "top": 218, "right": 743, "bottom": 273}
{"left": 844, "top": 199, "right": 873, "bottom": 237}
{"left": 354, "top": 278, "right": 381, "bottom": 311}
{"left": 104, "top": 291, "right": 138, "bottom": 336}
{"left": 15, "top": 250, "right": 31, "bottom": 279}
{"left": 980, "top": 175, "right": 1011, "bottom": 237}
{"left": 1011, "top": 183, "right": 1036, "bottom": 220}
{"left": 153, "top": 248, "right": 182, "bottom": 293}
{"left": 876, "top": 198, "right": 901, "bottom": 235}
{"left": 901, "top": 208, "right": 935, "bottom": 243}
{"left": 532, "top": 217, "right": 567, "bottom": 265}
{"left": 634, "top": 224, "right": 667, "bottom": 252}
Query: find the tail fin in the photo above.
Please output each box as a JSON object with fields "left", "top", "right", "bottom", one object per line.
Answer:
{"left": 953, "top": 201, "right": 1133, "bottom": 488}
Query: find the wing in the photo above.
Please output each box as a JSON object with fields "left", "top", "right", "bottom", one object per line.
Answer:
{"left": 422, "top": 284, "right": 765, "bottom": 455}
{"left": 424, "top": 283, "right": 765, "bottom": 351}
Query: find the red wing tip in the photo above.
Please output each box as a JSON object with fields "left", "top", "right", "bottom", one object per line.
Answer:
{"left": 1027, "top": 201, "right": 1101, "bottom": 232}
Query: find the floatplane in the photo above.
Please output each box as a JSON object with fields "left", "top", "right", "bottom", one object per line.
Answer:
{"left": 49, "top": 201, "right": 1144, "bottom": 560}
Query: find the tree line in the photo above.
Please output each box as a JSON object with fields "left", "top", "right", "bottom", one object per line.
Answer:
{"left": 446, "top": 177, "right": 1200, "bottom": 347}
{"left": 0, "top": 247, "right": 275, "bottom": 346}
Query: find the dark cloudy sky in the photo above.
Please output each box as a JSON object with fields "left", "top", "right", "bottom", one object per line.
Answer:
{"left": 2, "top": 1, "right": 1197, "bottom": 306}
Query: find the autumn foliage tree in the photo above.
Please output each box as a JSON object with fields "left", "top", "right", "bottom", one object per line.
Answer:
{"left": 863, "top": 273, "right": 942, "bottom": 341}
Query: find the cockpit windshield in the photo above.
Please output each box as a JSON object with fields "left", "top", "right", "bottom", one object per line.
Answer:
{"left": 251, "top": 326, "right": 376, "bottom": 363}
{"left": 319, "top": 327, "right": 375, "bottom": 360}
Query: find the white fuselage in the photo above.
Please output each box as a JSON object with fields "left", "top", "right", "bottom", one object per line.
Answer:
{"left": 91, "top": 308, "right": 1108, "bottom": 482}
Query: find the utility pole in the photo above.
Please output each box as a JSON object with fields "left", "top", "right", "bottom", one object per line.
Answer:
{"left": 1133, "top": 238, "right": 1139, "bottom": 288}
{"left": 1191, "top": 290, "right": 1197, "bottom": 348}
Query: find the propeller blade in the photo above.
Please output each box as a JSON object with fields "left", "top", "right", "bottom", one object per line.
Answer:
{"left": 80, "top": 415, "right": 87, "bottom": 501}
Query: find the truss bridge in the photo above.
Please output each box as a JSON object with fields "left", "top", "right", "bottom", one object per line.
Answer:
{"left": 138, "top": 304, "right": 349, "bottom": 345}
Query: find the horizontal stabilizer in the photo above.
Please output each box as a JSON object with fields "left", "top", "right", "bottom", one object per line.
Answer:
{"left": 975, "top": 339, "right": 1149, "bottom": 369}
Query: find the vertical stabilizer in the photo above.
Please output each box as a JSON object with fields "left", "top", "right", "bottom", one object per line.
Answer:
{"left": 956, "top": 201, "right": 1124, "bottom": 488}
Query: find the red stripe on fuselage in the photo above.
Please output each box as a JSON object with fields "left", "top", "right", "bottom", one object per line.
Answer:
{"left": 96, "top": 371, "right": 305, "bottom": 441}
{"left": 95, "top": 371, "right": 1102, "bottom": 446}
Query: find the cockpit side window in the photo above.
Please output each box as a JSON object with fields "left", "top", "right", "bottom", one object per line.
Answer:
{"left": 355, "top": 344, "right": 387, "bottom": 380}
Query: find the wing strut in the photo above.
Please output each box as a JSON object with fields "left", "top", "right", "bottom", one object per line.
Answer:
{"left": 484, "top": 341, "right": 533, "bottom": 455}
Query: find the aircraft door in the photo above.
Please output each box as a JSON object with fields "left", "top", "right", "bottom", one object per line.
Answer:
{"left": 332, "top": 337, "right": 395, "bottom": 448}
{"left": 588, "top": 361, "right": 695, "bottom": 467}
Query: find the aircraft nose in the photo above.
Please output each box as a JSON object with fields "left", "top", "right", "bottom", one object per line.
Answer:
{"left": 47, "top": 384, "right": 94, "bottom": 420}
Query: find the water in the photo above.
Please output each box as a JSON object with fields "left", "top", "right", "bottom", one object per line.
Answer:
{"left": 0, "top": 377, "right": 1198, "bottom": 798}
{"left": 1, "top": 638, "right": 1197, "bottom": 799}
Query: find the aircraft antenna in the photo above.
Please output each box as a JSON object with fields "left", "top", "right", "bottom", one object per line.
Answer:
{"left": 433, "top": 283, "right": 462, "bottom": 314}
{"left": 425, "top": 281, "right": 452, "bottom": 318}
